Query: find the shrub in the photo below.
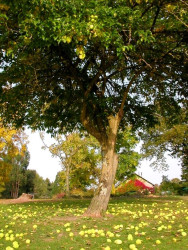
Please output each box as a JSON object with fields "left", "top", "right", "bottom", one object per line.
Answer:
{"left": 116, "top": 180, "right": 141, "bottom": 195}
{"left": 53, "top": 192, "right": 65, "bottom": 199}
{"left": 70, "top": 188, "right": 85, "bottom": 198}
{"left": 83, "top": 189, "right": 94, "bottom": 198}
{"left": 115, "top": 179, "right": 155, "bottom": 196}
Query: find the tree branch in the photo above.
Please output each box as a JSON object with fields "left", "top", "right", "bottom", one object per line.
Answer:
{"left": 80, "top": 102, "right": 105, "bottom": 144}
{"left": 151, "top": 6, "right": 161, "bottom": 32}
{"left": 118, "top": 69, "right": 143, "bottom": 118}
{"left": 101, "top": 74, "right": 107, "bottom": 96}
{"left": 141, "top": 3, "right": 154, "bottom": 17}
{"left": 167, "top": 10, "right": 188, "bottom": 28}
{"left": 180, "top": 0, "right": 188, "bottom": 6}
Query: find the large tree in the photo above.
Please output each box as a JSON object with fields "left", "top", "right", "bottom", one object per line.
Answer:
{"left": 0, "top": 0, "right": 187, "bottom": 216}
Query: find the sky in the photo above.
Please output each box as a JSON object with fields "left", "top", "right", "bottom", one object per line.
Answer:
{"left": 26, "top": 129, "right": 182, "bottom": 185}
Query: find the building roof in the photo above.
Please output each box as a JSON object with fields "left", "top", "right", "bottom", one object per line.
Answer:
{"left": 135, "top": 174, "right": 155, "bottom": 187}
{"left": 116, "top": 173, "right": 155, "bottom": 188}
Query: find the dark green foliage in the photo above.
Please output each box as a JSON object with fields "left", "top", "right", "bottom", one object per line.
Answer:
{"left": 24, "top": 169, "right": 37, "bottom": 194}
{"left": 160, "top": 176, "right": 188, "bottom": 195}
{"left": 0, "top": 0, "right": 187, "bottom": 138}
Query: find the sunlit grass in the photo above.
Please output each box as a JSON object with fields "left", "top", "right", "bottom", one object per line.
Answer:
{"left": 0, "top": 197, "right": 187, "bottom": 249}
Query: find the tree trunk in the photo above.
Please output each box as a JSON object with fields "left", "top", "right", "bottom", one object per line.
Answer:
{"left": 16, "top": 181, "right": 19, "bottom": 198}
{"left": 84, "top": 150, "right": 118, "bottom": 217}
{"left": 66, "top": 164, "right": 70, "bottom": 197}
{"left": 84, "top": 115, "right": 120, "bottom": 217}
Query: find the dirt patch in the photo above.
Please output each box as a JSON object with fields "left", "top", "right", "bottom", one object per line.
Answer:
{"left": 0, "top": 198, "right": 63, "bottom": 205}
{"left": 0, "top": 199, "right": 31, "bottom": 204}
{"left": 0, "top": 193, "right": 33, "bottom": 204}
{"left": 180, "top": 196, "right": 188, "bottom": 201}
{"left": 53, "top": 216, "right": 80, "bottom": 222}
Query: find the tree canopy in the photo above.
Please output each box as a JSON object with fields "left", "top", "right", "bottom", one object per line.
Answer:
{"left": 0, "top": 0, "right": 187, "bottom": 136}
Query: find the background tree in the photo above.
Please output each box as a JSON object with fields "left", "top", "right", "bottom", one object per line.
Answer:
{"left": 2, "top": 168, "right": 53, "bottom": 198}
{"left": 45, "top": 178, "right": 53, "bottom": 197}
{"left": 24, "top": 169, "right": 37, "bottom": 194}
{"left": 0, "top": 119, "right": 17, "bottom": 194}
{"left": 2, "top": 165, "right": 32, "bottom": 199}
{"left": 9, "top": 150, "right": 30, "bottom": 199}
{"left": 0, "top": 0, "right": 187, "bottom": 216}
{"left": 171, "top": 178, "right": 181, "bottom": 184}
{"left": 33, "top": 173, "right": 49, "bottom": 198}
{"left": 181, "top": 165, "right": 188, "bottom": 183}
{"left": 159, "top": 175, "right": 172, "bottom": 193}
{"left": 116, "top": 126, "right": 141, "bottom": 182}
{"left": 0, "top": 119, "right": 28, "bottom": 196}
{"left": 64, "top": 134, "right": 101, "bottom": 193}
{"left": 51, "top": 171, "right": 66, "bottom": 196}
{"left": 41, "top": 132, "right": 101, "bottom": 196}
{"left": 6, "top": 149, "right": 30, "bottom": 198}
{"left": 141, "top": 107, "right": 188, "bottom": 175}
{"left": 159, "top": 176, "right": 188, "bottom": 195}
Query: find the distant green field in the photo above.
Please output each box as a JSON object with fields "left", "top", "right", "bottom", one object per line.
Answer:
{"left": 0, "top": 197, "right": 188, "bottom": 250}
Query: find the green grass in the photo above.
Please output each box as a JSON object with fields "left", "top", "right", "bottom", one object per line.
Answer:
{"left": 0, "top": 196, "right": 188, "bottom": 250}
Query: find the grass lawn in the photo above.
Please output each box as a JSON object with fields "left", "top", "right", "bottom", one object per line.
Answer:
{"left": 0, "top": 196, "right": 187, "bottom": 250}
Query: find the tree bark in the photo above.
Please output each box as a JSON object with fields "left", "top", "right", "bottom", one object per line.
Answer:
{"left": 65, "top": 163, "right": 70, "bottom": 197}
{"left": 11, "top": 180, "right": 20, "bottom": 199}
{"left": 84, "top": 115, "right": 120, "bottom": 217}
